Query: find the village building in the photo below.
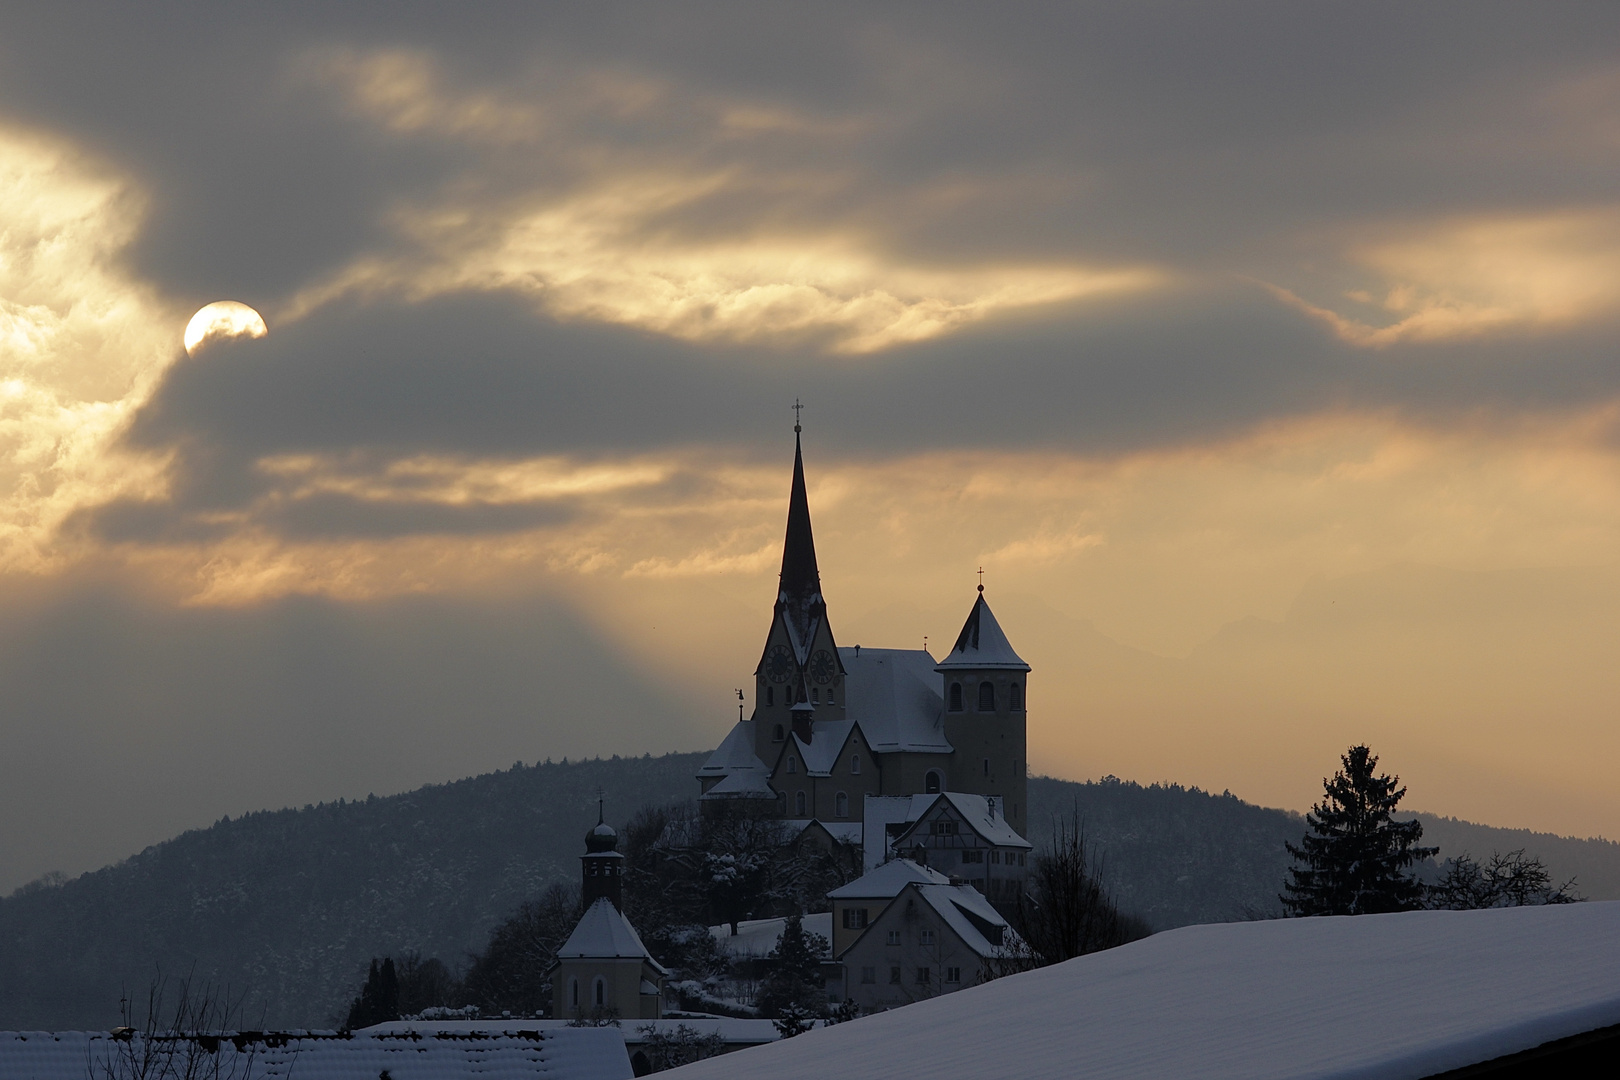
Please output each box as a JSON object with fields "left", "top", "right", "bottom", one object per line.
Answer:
{"left": 547, "top": 807, "right": 666, "bottom": 1022}
{"left": 823, "top": 859, "right": 1020, "bottom": 1011}
{"left": 697, "top": 428, "right": 1033, "bottom": 845}
{"left": 864, "top": 792, "right": 1033, "bottom": 908}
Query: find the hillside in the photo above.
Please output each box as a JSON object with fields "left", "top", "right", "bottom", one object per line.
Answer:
{"left": 4, "top": 753, "right": 1618, "bottom": 1029}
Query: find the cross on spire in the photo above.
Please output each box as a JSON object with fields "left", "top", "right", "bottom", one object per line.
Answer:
{"left": 793, "top": 398, "right": 803, "bottom": 433}
{"left": 978, "top": 566, "right": 984, "bottom": 593}
{"left": 596, "top": 786, "right": 604, "bottom": 826}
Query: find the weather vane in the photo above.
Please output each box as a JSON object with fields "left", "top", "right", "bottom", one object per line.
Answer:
{"left": 793, "top": 398, "right": 804, "bottom": 433}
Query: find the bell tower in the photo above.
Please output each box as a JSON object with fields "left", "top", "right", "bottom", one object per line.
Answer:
{"left": 937, "top": 585, "right": 1031, "bottom": 835}
{"left": 580, "top": 793, "right": 624, "bottom": 909}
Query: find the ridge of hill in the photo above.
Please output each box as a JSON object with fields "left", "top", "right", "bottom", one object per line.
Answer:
{"left": 4, "top": 753, "right": 1617, "bottom": 1030}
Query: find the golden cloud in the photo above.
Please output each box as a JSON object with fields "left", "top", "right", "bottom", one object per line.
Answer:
{"left": 1270, "top": 207, "right": 1620, "bottom": 346}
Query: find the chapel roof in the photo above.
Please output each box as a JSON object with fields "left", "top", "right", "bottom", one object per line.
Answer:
{"left": 554, "top": 897, "right": 669, "bottom": 974}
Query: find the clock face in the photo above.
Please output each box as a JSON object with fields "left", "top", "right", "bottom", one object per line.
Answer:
{"left": 765, "top": 643, "right": 796, "bottom": 684}
{"left": 808, "top": 649, "right": 837, "bottom": 685}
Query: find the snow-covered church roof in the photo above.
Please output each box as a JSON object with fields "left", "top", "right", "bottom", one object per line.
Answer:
{"left": 935, "top": 592, "right": 1028, "bottom": 672}
{"left": 662, "top": 902, "right": 1620, "bottom": 1080}
{"left": 839, "top": 647, "right": 951, "bottom": 753}
{"left": 554, "top": 898, "right": 669, "bottom": 975}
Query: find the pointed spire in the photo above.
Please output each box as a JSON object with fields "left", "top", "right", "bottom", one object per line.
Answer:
{"left": 937, "top": 589, "right": 1030, "bottom": 671}
{"left": 778, "top": 430, "right": 822, "bottom": 606}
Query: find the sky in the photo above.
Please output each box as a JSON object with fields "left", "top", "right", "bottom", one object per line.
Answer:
{"left": 2, "top": 2, "right": 1619, "bottom": 893}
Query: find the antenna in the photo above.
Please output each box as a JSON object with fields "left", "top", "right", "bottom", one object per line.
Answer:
{"left": 793, "top": 398, "right": 804, "bottom": 433}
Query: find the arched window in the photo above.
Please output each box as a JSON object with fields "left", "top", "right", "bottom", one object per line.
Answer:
{"left": 850, "top": 753, "right": 861, "bottom": 775}
{"left": 1010, "top": 682, "right": 1022, "bottom": 711}
{"left": 773, "top": 724, "right": 785, "bottom": 742}
{"left": 925, "top": 770, "right": 943, "bottom": 794}
{"left": 835, "top": 791, "right": 849, "bottom": 817}
{"left": 812, "top": 688, "right": 820, "bottom": 704}
{"left": 594, "top": 977, "right": 606, "bottom": 1007}
{"left": 766, "top": 685, "right": 774, "bottom": 706}
{"left": 948, "top": 683, "right": 963, "bottom": 711}
{"left": 795, "top": 791, "right": 807, "bottom": 815}
{"left": 787, "top": 755, "right": 798, "bottom": 774}
{"left": 978, "top": 682, "right": 995, "bottom": 711}
{"left": 569, "top": 977, "right": 579, "bottom": 1009}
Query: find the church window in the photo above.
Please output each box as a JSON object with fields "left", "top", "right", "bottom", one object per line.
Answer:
{"left": 812, "top": 688, "right": 820, "bottom": 703}
{"left": 861, "top": 966, "right": 876, "bottom": 984}
{"left": 982, "top": 758, "right": 990, "bottom": 778}
{"left": 978, "top": 681, "right": 995, "bottom": 710}
{"left": 889, "top": 967, "right": 901, "bottom": 984}
{"left": 850, "top": 753, "right": 860, "bottom": 774}
{"left": 827, "top": 691, "right": 835, "bottom": 705}
{"left": 787, "top": 755, "right": 797, "bottom": 774}
{"left": 835, "top": 791, "right": 849, "bottom": 818}
{"left": 773, "top": 724, "right": 785, "bottom": 742}
{"left": 1010, "top": 682, "right": 1022, "bottom": 710}
{"left": 593, "top": 977, "right": 605, "bottom": 1007}
{"left": 920, "top": 929, "right": 935, "bottom": 945}
{"left": 795, "top": 791, "right": 807, "bottom": 815}
{"left": 886, "top": 930, "right": 901, "bottom": 946}
{"left": 946, "top": 967, "right": 962, "bottom": 984}
{"left": 766, "top": 686, "right": 774, "bottom": 706}
{"left": 843, "top": 907, "right": 869, "bottom": 929}
{"left": 925, "top": 770, "right": 943, "bottom": 794}
{"left": 948, "top": 683, "right": 963, "bottom": 711}
{"left": 569, "top": 978, "right": 579, "bottom": 1009}
{"left": 916, "top": 966, "right": 931, "bottom": 986}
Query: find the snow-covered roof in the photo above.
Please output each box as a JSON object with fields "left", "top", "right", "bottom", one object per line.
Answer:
{"left": 709, "top": 913, "right": 835, "bottom": 959}
{"left": 367, "top": 1018, "right": 784, "bottom": 1048}
{"left": 700, "top": 769, "right": 777, "bottom": 799}
{"left": 793, "top": 720, "right": 855, "bottom": 775}
{"left": 893, "top": 792, "right": 1031, "bottom": 851}
{"left": 838, "top": 647, "right": 952, "bottom": 753}
{"left": 0, "top": 1028, "right": 631, "bottom": 1080}
{"left": 862, "top": 795, "right": 921, "bottom": 870}
{"left": 828, "top": 858, "right": 952, "bottom": 900}
{"left": 554, "top": 898, "right": 669, "bottom": 975}
{"left": 935, "top": 594, "right": 1029, "bottom": 672}
{"left": 698, "top": 721, "right": 768, "bottom": 776}
{"left": 909, "top": 883, "right": 1021, "bottom": 958}
{"left": 663, "top": 902, "right": 1620, "bottom": 1080}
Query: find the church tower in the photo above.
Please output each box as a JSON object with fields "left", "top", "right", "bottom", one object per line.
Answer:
{"left": 751, "top": 424, "right": 847, "bottom": 766}
{"left": 937, "top": 586, "right": 1031, "bottom": 835}
{"left": 580, "top": 796, "right": 624, "bottom": 909}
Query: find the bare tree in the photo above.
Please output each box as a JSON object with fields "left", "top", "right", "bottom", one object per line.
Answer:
{"left": 88, "top": 971, "right": 276, "bottom": 1080}
{"left": 1427, "top": 849, "right": 1581, "bottom": 909}
{"left": 1013, "top": 808, "right": 1150, "bottom": 966}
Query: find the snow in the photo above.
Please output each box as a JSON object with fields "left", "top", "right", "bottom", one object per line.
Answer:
{"left": 935, "top": 595, "right": 1029, "bottom": 671}
{"left": 709, "top": 913, "right": 835, "bottom": 958}
{"left": 663, "top": 902, "right": 1620, "bottom": 1080}
{"left": 0, "top": 1027, "right": 631, "bottom": 1079}
{"left": 555, "top": 898, "right": 668, "bottom": 973}
{"left": 697, "top": 721, "right": 768, "bottom": 776}
{"left": 792, "top": 720, "right": 856, "bottom": 775}
{"left": 828, "top": 858, "right": 952, "bottom": 900}
{"left": 837, "top": 648, "right": 952, "bottom": 753}
{"left": 368, "top": 1018, "right": 784, "bottom": 1047}
{"left": 910, "top": 883, "right": 1019, "bottom": 958}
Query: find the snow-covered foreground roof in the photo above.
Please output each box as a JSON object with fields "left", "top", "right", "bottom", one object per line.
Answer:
{"left": 366, "top": 1018, "right": 783, "bottom": 1047}
{"left": 665, "top": 902, "right": 1620, "bottom": 1080}
{"left": 0, "top": 1027, "right": 630, "bottom": 1080}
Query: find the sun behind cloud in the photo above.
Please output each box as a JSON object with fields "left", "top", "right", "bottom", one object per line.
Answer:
{"left": 183, "top": 301, "right": 267, "bottom": 356}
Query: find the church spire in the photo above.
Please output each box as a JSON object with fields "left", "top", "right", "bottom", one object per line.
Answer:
{"left": 778, "top": 428, "right": 822, "bottom": 608}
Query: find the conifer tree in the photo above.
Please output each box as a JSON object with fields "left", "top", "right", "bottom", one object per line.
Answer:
{"left": 344, "top": 956, "right": 400, "bottom": 1029}
{"left": 1281, "top": 745, "right": 1436, "bottom": 916}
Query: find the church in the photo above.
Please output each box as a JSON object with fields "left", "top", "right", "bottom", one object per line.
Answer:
{"left": 697, "top": 427, "right": 1033, "bottom": 852}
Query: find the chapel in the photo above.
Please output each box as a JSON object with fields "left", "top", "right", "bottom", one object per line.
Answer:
{"left": 696, "top": 427, "right": 1033, "bottom": 852}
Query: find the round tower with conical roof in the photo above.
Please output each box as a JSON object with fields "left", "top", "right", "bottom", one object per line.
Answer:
{"left": 937, "top": 585, "right": 1031, "bottom": 834}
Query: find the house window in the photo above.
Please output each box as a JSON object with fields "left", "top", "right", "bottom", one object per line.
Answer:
{"left": 920, "top": 929, "right": 935, "bottom": 945}
{"left": 787, "top": 756, "right": 797, "bottom": 774}
{"left": 773, "top": 724, "right": 785, "bottom": 742}
{"left": 1019, "top": 853, "right": 1026, "bottom": 866}
{"left": 850, "top": 754, "right": 860, "bottom": 774}
{"left": 843, "top": 907, "right": 869, "bottom": 930}
{"left": 946, "top": 967, "right": 962, "bottom": 984}
{"left": 962, "top": 849, "right": 983, "bottom": 864}
{"left": 991, "top": 850, "right": 1001, "bottom": 864}
{"left": 916, "top": 967, "right": 931, "bottom": 986}
{"left": 1010, "top": 682, "right": 1022, "bottom": 710}
{"left": 835, "top": 791, "right": 849, "bottom": 818}
{"left": 978, "top": 681, "right": 995, "bottom": 710}
{"left": 889, "top": 967, "right": 901, "bottom": 984}
{"left": 593, "top": 977, "right": 605, "bottom": 1007}
{"left": 795, "top": 791, "right": 807, "bottom": 815}
{"left": 861, "top": 967, "right": 876, "bottom": 985}
{"left": 886, "top": 930, "right": 901, "bottom": 946}
{"left": 925, "top": 770, "right": 943, "bottom": 794}
{"left": 766, "top": 686, "right": 774, "bottom": 706}
{"left": 932, "top": 820, "right": 958, "bottom": 836}
{"left": 948, "top": 683, "right": 963, "bottom": 711}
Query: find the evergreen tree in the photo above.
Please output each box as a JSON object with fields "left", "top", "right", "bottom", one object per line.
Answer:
{"left": 755, "top": 913, "right": 829, "bottom": 1018}
{"left": 344, "top": 957, "right": 400, "bottom": 1029}
{"left": 1282, "top": 745, "right": 1436, "bottom": 916}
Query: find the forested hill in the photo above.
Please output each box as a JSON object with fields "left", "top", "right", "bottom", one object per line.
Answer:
{"left": 4, "top": 753, "right": 1618, "bottom": 1030}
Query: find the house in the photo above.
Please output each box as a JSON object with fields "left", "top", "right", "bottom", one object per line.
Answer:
{"left": 863, "top": 792, "right": 1032, "bottom": 909}
{"left": 0, "top": 1027, "right": 633, "bottom": 1079}
{"left": 660, "top": 901, "right": 1620, "bottom": 1080}
{"left": 548, "top": 807, "right": 667, "bottom": 1021}
{"left": 697, "top": 430, "right": 1032, "bottom": 844}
